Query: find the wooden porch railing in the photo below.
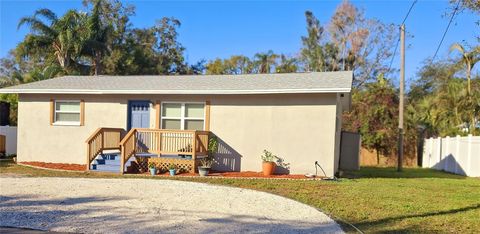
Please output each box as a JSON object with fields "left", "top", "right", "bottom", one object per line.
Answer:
{"left": 0, "top": 135, "right": 5, "bottom": 155}
{"left": 85, "top": 128, "right": 124, "bottom": 170}
{"left": 119, "top": 128, "right": 209, "bottom": 174}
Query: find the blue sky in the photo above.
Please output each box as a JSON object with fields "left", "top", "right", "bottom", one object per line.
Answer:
{"left": 0, "top": 0, "right": 478, "bottom": 84}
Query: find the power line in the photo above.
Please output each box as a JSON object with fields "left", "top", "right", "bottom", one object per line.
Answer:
{"left": 431, "top": 0, "right": 461, "bottom": 61}
{"left": 402, "top": 0, "right": 418, "bottom": 25}
{"left": 388, "top": 38, "right": 400, "bottom": 73}
{"left": 388, "top": 0, "right": 417, "bottom": 73}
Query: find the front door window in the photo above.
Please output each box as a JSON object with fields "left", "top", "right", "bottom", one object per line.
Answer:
{"left": 129, "top": 101, "right": 150, "bottom": 130}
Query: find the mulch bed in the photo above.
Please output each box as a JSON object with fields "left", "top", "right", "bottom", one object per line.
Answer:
{"left": 18, "top": 162, "right": 312, "bottom": 179}
{"left": 151, "top": 170, "right": 309, "bottom": 179}
{"left": 21, "top": 161, "right": 86, "bottom": 171}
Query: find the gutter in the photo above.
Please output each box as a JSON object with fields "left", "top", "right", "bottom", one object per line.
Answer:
{"left": 0, "top": 88, "right": 352, "bottom": 95}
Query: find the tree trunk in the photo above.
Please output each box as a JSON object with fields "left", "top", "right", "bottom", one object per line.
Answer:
{"left": 471, "top": 114, "right": 475, "bottom": 135}
{"left": 94, "top": 51, "right": 103, "bottom": 76}
{"left": 467, "top": 62, "right": 471, "bottom": 96}
{"left": 376, "top": 150, "right": 380, "bottom": 165}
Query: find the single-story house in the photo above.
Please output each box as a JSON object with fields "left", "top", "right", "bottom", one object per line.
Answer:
{"left": 0, "top": 71, "right": 353, "bottom": 176}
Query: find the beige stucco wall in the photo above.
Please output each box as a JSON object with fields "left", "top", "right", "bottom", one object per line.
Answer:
{"left": 18, "top": 93, "right": 340, "bottom": 176}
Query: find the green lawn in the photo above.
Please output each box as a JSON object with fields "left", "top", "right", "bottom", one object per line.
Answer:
{"left": 1, "top": 160, "right": 479, "bottom": 233}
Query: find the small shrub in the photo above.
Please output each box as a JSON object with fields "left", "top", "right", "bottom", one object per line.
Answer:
{"left": 200, "top": 158, "right": 213, "bottom": 168}
{"left": 261, "top": 150, "right": 277, "bottom": 163}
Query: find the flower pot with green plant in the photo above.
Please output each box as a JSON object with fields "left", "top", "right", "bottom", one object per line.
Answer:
{"left": 198, "top": 134, "right": 218, "bottom": 176}
{"left": 198, "top": 158, "right": 213, "bottom": 176}
{"left": 168, "top": 163, "right": 177, "bottom": 176}
{"left": 261, "top": 150, "right": 278, "bottom": 176}
{"left": 148, "top": 162, "right": 157, "bottom": 176}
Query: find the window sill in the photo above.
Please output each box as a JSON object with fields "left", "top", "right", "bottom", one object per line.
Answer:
{"left": 52, "top": 122, "right": 81, "bottom": 126}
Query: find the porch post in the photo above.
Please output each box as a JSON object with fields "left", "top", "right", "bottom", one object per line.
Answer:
{"left": 120, "top": 145, "right": 125, "bottom": 174}
{"left": 86, "top": 143, "right": 90, "bottom": 171}
{"left": 192, "top": 131, "right": 197, "bottom": 161}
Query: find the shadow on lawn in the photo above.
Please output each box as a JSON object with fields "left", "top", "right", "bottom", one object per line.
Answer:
{"left": 342, "top": 166, "right": 467, "bottom": 179}
{"left": 353, "top": 204, "right": 480, "bottom": 231}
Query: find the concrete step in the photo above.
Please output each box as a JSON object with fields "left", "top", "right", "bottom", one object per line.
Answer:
{"left": 91, "top": 164, "right": 120, "bottom": 172}
{"left": 94, "top": 158, "right": 121, "bottom": 166}
{"left": 100, "top": 154, "right": 120, "bottom": 160}
{"left": 91, "top": 153, "right": 136, "bottom": 172}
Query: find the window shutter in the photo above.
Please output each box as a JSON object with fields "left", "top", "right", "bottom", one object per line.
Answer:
{"left": 205, "top": 101, "right": 211, "bottom": 131}
{"left": 50, "top": 99, "right": 54, "bottom": 125}
{"left": 80, "top": 100, "right": 85, "bottom": 126}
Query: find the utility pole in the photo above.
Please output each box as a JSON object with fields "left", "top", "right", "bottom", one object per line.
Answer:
{"left": 398, "top": 24, "right": 405, "bottom": 172}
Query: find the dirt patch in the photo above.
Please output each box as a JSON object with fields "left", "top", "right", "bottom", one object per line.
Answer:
{"left": 21, "top": 162, "right": 85, "bottom": 171}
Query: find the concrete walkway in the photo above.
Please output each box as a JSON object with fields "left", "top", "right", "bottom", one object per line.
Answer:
{"left": 0, "top": 176, "right": 343, "bottom": 233}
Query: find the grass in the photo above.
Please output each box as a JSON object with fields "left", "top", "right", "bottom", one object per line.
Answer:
{"left": 1, "top": 159, "right": 479, "bottom": 233}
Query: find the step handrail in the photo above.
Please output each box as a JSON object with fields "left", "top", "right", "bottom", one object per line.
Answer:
{"left": 86, "top": 127, "right": 124, "bottom": 171}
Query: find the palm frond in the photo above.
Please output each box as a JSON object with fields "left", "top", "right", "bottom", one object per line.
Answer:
{"left": 18, "top": 17, "right": 57, "bottom": 37}
{"left": 33, "top": 8, "right": 57, "bottom": 22}
{"left": 449, "top": 43, "right": 465, "bottom": 54}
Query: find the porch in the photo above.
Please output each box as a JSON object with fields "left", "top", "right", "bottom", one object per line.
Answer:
{"left": 86, "top": 128, "right": 210, "bottom": 173}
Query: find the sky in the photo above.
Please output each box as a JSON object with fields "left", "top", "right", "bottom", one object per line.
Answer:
{"left": 0, "top": 0, "right": 478, "bottom": 85}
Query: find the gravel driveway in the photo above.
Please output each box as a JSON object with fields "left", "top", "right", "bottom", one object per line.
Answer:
{"left": 0, "top": 176, "right": 343, "bottom": 233}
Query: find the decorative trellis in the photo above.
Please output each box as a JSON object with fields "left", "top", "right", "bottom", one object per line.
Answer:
{"left": 129, "top": 156, "right": 149, "bottom": 173}
{"left": 149, "top": 157, "right": 199, "bottom": 173}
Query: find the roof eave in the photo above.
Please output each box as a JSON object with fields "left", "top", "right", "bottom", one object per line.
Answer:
{"left": 0, "top": 88, "right": 352, "bottom": 95}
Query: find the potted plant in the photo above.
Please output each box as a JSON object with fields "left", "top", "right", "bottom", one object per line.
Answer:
{"left": 198, "top": 158, "right": 213, "bottom": 176}
{"left": 261, "top": 150, "right": 277, "bottom": 176}
{"left": 148, "top": 162, "right": 157, "bottom": 176}
{"left": 168, "top": 163, "right": 177, "bottom": 176}
{"left": 197, "top": 135, "right": 218, "bottom": 176}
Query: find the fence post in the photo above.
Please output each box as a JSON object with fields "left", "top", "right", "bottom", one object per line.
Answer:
{"left": 437, "top": 137, "right": 442, "bottom": 170}
{"left": 455, "top": 135, "right": 460, "bottom": 174}
{"left": 444, "top": 136, "right": 450, "bottom": 171}
{"left": 467, "top": 134, "right": 472, "bottom": 176}
{"left": 428, "top": 138, "right": 433, "bottom": 168}
{"left": 423, "top": 138, "right": 428, "bottom": 168}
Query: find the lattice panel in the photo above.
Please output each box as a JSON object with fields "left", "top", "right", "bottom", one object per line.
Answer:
{"left": 149, "top": 157, "right": 197, "bottom": 173}
{"left": 134, "top": 156, "right": 149, "bottom": 173}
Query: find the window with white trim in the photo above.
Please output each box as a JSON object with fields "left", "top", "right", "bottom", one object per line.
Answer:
{"left": 161, "top": 102, "right": 205, "bottom": 130}
{"left": 54, "top": 100, "right": 81, "bottom": 125}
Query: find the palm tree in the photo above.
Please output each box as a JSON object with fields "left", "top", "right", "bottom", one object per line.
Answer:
{"left": 254, "top": 50, "right": 277, "bottom": 73}
{"left": 449, "top": 43, "right": 480, "bottom": 95}
{"left": 276, "top": 54, "right": 298, "bottom": 73}
{"left": 82, "top": 0, "right": 112, "bottom": 75}
{"left": 450, "top": 43, "right": 480, "bottom": 134}
{"left": 17, "top": 9, "right": 87, "bottom": 72}
{"left": 24, "top": 65, "right": 63, "bottom": 83}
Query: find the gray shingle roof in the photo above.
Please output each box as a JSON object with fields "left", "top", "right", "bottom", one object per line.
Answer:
{"left": 0, "top": 71, "right": 353, "bottom": 94}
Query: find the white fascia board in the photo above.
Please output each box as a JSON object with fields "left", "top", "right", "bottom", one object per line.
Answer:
{"left": 0, "top": 88, "right": 351, "bottom": 94}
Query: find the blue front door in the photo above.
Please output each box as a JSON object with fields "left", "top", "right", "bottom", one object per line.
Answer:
{"left": 128, "top": 101, "right": 150, "bottom": 130}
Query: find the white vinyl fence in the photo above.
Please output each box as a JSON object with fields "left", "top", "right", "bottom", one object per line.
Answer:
{"left": 422, "top": 135, "right": 480, "bottom": 177}
{"left": 0, "top": 126, "right": 17, "bottom": 155}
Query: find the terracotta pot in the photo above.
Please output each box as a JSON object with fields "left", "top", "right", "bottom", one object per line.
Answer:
{"left": 262, "top": 162, "right": 276, "bottom": 176}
